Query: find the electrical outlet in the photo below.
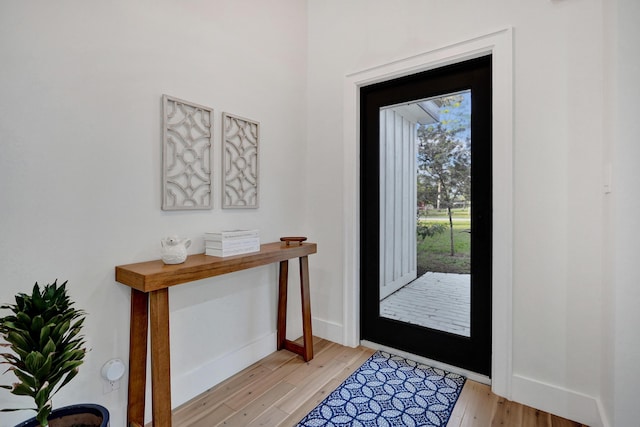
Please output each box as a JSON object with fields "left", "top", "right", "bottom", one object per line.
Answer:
{"left": 101, "top": 358, "right": 126, "bottom": 394}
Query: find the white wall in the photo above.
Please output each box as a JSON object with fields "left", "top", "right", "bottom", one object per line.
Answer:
{"left": 602, "top": 0, "right": 640, "bottom": 426}
{"left": 307, "top": 0, "right": 606, "bottom": 425}
{"left": 0, "top": 1, "right": 307, "bottom": 426}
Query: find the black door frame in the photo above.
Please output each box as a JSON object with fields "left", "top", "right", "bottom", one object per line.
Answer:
{"left": 360, "top": 55, "right": 492, "bottom": 376}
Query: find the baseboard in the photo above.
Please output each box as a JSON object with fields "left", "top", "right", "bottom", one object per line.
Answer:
{"left": 311, "top": 316, "right": 344, "bottom": 344}
{"left": 512, "top": 374, "right": 604, "bottom": 427}
{"left": 169, "top": 331, "right": 277, "bottom": 411}
{"left": 595, "top": 397, "right": 612, "bottom": 427}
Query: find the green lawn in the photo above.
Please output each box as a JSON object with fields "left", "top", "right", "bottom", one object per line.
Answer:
{"left": 420, "top": 208, "right": 470, "bottom": 218}
{"left": 417, "top": 219, "right": 470, "bottom": 275}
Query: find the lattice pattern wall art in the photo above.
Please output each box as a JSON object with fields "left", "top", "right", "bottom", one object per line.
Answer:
{"left": 162, "top": 95, "right": 213, "bottom": 210}
{"left": 222, "top": 113, "right": 259, "bottom": 208}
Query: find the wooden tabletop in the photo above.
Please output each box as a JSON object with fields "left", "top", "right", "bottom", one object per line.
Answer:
{"left": 115, "top": 242, "right": 317, "bottom": 293}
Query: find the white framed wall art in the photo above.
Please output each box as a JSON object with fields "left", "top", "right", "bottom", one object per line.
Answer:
{"left": 222, "top": 112, "right": 259, "bottom": 208}
{"left": 162, "top": 95, "right": 214, "bottom": 210}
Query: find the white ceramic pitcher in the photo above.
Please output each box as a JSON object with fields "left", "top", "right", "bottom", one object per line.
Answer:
{"left": 160, "top": 236, "right": 191, "bottom": 264}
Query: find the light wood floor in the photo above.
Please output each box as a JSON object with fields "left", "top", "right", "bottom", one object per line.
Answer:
{"left": 170, "top": 338, "right": 587, "bottom": 427}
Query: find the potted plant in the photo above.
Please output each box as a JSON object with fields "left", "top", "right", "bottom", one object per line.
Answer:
{"left": 0, "top": 280, "right": 109, "bottom": 427}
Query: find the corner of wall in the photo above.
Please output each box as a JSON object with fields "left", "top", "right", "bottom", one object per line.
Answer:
{"left": 512, "top": 374, "right": 605, "bottom": 427}
{"left": 311, "top": 317, "right": 344, "bottom": 345}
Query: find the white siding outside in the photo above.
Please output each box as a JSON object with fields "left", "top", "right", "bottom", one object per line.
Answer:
{"left": 379, "top": 108, "right": 417, "bottom": 300}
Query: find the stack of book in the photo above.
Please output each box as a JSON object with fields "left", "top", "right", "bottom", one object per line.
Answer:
{"left": 204, "top": 229, "right": 260, "bottom": 257}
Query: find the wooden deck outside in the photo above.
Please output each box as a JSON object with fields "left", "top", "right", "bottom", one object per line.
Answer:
{"left": 380, "top": 272, "right": 471, "bottom": 336}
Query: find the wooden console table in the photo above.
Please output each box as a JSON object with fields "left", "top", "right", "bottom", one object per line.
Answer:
{"left": 115, "top": 242, "right": 317, "bottom": 427}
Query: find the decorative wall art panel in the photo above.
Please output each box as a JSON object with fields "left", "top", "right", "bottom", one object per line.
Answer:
{"left": 222, "top": 113, "right": 259, "bottom": 208}
{"left": 162, "top": 95, "right": 213, "bottom": 210}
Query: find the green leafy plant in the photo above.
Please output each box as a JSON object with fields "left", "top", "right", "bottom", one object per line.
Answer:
{"left": 416, "top": 221, "right": 447, "bottom": 240}
{"left": 0, "top": 280, "right": 86, "bottom": 427}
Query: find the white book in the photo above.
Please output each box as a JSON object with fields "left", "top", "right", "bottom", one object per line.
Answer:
{"left": 204, "top": 229, "right": 259, "bottom": 240}
{"left": 206, "top": 244, "right": 260, "bottom": 257}
{"left": 205, "top": 237, "right": 260, "bottom": 249}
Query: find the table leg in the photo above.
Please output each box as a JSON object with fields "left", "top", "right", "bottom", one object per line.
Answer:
{"left": 127, "top": 289, "right": 148, "bottom": 427}
{"left": 277, "top": 260, "right": 289, "bottom": 350}
{"left": 149, "top": 288, "right": 172, "bottom": 427}
{"left": 299, "top": 255, "right": 313, "bottom": 361}
{"left": 277, "top": 256, "right": 314, "bottom": 361}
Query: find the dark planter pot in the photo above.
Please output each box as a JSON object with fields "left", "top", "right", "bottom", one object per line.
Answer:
{"left": 14, "top": 404, "right": 109, "bottom": 427}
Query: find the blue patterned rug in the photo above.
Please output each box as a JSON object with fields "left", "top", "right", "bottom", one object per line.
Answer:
{"left": 296, "top": 351, "right": 466, "bottom": 427}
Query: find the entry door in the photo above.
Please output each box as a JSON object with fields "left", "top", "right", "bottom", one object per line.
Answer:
{"left": 360, "top": 55, "right": 492, "bottom": 376}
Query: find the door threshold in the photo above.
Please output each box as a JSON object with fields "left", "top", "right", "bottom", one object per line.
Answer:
{"left": 360, "top": 340, "right": 491, "bottom": 386}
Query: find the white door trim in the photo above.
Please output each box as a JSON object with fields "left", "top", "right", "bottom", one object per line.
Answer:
{"left": 341, "top": 27, "right": 514, "bottom": 399}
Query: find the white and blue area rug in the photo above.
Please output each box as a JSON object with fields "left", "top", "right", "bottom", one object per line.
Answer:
{"left": 296, "top": 351, "right": 466, "bottom": 427}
